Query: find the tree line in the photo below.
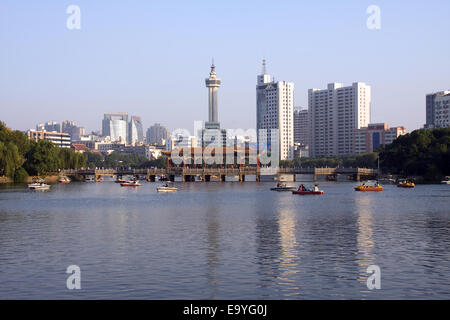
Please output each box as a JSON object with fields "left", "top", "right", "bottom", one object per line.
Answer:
{"left": 379, "top": 128, "right": 450, "bottom": 181}
{"left": 0, "top": 122, "right": 87, "bottom": 182}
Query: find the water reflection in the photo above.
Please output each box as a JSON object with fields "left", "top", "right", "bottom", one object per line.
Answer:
{"left": 354, "top": 195, "right": 376, "bottom": 289}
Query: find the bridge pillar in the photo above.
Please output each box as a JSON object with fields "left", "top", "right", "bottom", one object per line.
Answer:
{"left": 256, "top": 174, "right": 260, "bottom": 182}
{"left": 169, "top": 175, "right": 175, "bottom": 182}
{"left": 313, "top": 174, "right": 317, "bottom": 182}
{"left": 149, "top": 175, "right": 155, "bottom": 182}
{"left": 220, "top": 175, "right": 226, "bottom": 182}
{"left": 239, "top": 174, "right": 245, "bottom": 182}
{"left": 204, "top": 175, "right": 211, "bottom": 182}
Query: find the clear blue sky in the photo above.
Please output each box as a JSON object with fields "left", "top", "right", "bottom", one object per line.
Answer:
{"left": 1, "top": 0, "right": 449, "bottom": 133}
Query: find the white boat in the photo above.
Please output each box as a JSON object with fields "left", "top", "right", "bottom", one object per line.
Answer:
{"left": 28, "top": 183, "right": 50, "bottom": 191}
{"left": 157, "top": 183, "right": 178, "bottom": 193}
{"left": 441, "top": 176, "right": 450, "bottom": 184}
{"left": 85, "top": 177, "right": 95, "bottom": 182}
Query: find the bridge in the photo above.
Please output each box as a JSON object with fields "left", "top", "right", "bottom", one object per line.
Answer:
{"left": 60, "top": 167, "right": 378, "bottom": 182}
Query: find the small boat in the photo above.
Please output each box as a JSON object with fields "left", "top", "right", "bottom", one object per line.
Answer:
{"left": 441, "top": 176, "right": 450, "bottom": 185}
{"left": 292, "top": 184, "right": 324, "bottom": 195}
{"left": 271, "top": 183, "right": 297, "bottom": 191}
{"left": 85, "top": 177, "right": 95, "bottom": 182}
{"left": 157, "top": 183, "right": 178, "bottom": 193}
{"left": 58, "top": 176, "right": 71, "bottom": 184}
{"left": 397, "top": 179, "right": 415, "bottom": 188}
{"left": 120, "top": 180, "right": 142, "bottom": 187}
{"left": 115, "top": 178, "right": 127, "bottom": 183}
{"left": 28, "top": 182, "right": 51, "bottom": 191}
{"left": 355, "top": 182, "right": 383, "bottom": 192}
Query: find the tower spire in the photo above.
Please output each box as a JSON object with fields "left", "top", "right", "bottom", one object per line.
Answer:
{"left": 262, "top": 58, "right": 267, "bottom": 75}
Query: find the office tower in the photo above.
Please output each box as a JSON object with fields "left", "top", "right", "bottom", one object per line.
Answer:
{"left": 355, "top": 123, "right": 407, "bottom": 154}
{"left": 62, "top": 120, "right": 85, "bottom": 141}
{"left": 146, "top": 123, "right": 169, "bottom": 145}
{"left": 426, "top": 91, "right": 450, "bottom": 128}
{"left": 293, "top": 108, "right": 309, "bottom": 146}
{"left": 308, "top": 82, "right": 371, "bottom": 158}
{"left": 36, "top": 121, "right": 62, "bottom": 132}
{"left": 202, "top": 62, "right": 226, "bottom": 148}
{"left": 256, "top": 59, "right": 294, "bottom": 161}
{"left": 129, "top": 116, "right": 144, "bottom": 144}
{"left": 102, "top": 112, "right": 128, "bottom": 142}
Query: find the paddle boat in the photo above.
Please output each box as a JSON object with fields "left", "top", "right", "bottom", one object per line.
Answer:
{"left": 397, "top": 179, "right": 415, "bottom": 188}
{"left": 292, "top": 184, "right": 324, "bottom": 195}
{"left": 58, "top": 176, "right": 71, "bottom": 184}
{"left": 354, "top": 182, "right": 383, "bottom": 192}
{"left": 157, "top": 182, "right": 178, "bottom": 193}
{"left": 271, "top": 183, "right": 297, "bottom": 192}
{"left": 441, "top": 176, "right": 450, "bottom": 185}
{"left": 120, "top": 180, "right": 142, "bottom": 187}
{"left": 28, "top": 182, "right": 51, "bottom": 191}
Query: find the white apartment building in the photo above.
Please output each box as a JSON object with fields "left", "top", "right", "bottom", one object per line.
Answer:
{"left": 309, "top": 82, "right": 371, "bottom": 157}
{"left": 434, "top": 93, "right": 450, "bottom": 128}
{"left": 256, "top": 60, "right": 294, "bottom": 161}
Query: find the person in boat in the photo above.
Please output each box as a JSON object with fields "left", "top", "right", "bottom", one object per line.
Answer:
{"left": 298, "top": 184, "right": 305, "bottom": 191}
{"left": 313, "top": 185, "right": 319, "bottom": 192}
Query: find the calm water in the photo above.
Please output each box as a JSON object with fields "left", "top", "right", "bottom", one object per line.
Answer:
{"left": 0, "top": 180, "right": 449, "bottom": 299}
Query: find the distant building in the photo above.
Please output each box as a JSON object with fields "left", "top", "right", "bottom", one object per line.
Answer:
{"left": 293, "top": 108, "right": 309, "bottom": 146}
{"left": 36, "top": 121, "right": 62, "bottom": 133}
{"left": 434, "top": 93, "right": 450, "bottom": 128}
{"left": 27, "top": 130, "right": 71, "bottom": 148}
{"left": 309, "top": 82, "right": 371, "bottom": 157}
{"left": 102, "top": 113, "right": 128, "bottom": 142}
{"left": 71, "top": 144, "right": 90, "bottom": 153}
{"left": 425, "top": 91, "right": 450, "bottom": 128}
{"left": 62, "top": 120, "right": 85, "bottom": 141}
{"left": 146, "top": 123, "right": 169, "bottom": 145}
{"left": 256, "top": 60, "right": 294, "bottom": 160}
{"left": 354, "top": 123, "right": 407, "bottom": 154}
{"left": 129, "top": 116, "right": 144, "bottom": 144}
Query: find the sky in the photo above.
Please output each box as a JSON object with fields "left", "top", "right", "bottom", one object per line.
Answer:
{"left": 1, "top": 0, "right": 449, "bottom": 134}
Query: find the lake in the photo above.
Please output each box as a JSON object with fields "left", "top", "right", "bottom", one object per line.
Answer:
{"left": 0, "top": 180, "right": 449, "bottom": 299}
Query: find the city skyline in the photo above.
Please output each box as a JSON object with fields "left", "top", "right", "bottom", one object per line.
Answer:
{"left": 1, "top": 1, "right": 449, "bottom": 133}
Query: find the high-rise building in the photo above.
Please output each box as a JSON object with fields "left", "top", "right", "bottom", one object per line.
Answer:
{"left": 425, "top": 91, "right": 450, "bottom": 128}
{"left": 431, "top": 92, "right": 450, "bottom": 128}
{"left": 102, "top": 113, "right": 128, "bottom": 142}
{"left": 309, "top": 82, "right": 371, "bottom": 158}
{"left": 62, "top": 120, "right": 85, "bottom": 141}
{"left": 36, "top": 121, "right": 62, "bottom": 133}
{"left": 129, "top": 116, "right": 144, "bottom": 144}
{"left": 146, "top": 123, "right": 169, "bottom": 145}
{"left": 355, "top": 123, "right": 407, "bottom": 154}
{"left": 256, "top": 60, "right": 294, "bottom": 160}
{"left": 293, "top": 108, "right": 309, "bottom": 146}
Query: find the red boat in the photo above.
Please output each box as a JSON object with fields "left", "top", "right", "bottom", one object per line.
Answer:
{"left": 120, "top": 180, "right": 142, "bottom": 187}
{"left": 292, "top": 190, "right": 324, "bottom": 195}
{"left": 58, "top": 177, "right": 71, "bottom": 184}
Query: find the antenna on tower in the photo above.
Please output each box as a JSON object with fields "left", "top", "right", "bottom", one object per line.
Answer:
{"left": 262, "top": 58, "right": 267, "bottom": 74}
